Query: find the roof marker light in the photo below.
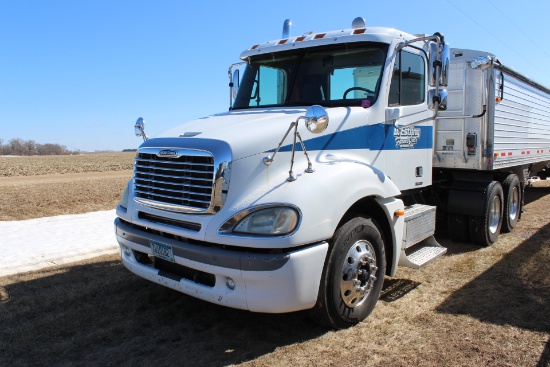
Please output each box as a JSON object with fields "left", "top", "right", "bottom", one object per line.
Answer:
{"left": 353, "top": 29, "right": 366, "bottom": 34}
{"left": 314, "top": 33, "right": 326, "bottom": 39}
{"left": 251, "top": 44, "right": 259, "bottom": 50}
{"left": 278, "top": 39, "right": 288, "bottom": 45}
{"left": 295, "top": 36, "right": 306, "bottom": 42}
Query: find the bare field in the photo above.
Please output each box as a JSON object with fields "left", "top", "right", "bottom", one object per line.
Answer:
{"left": 0, "top": 152, "right": 134, "bottom": 220}
{"left": 0, "top": 152, "right": 134, "bottom": 177}
{"left": 0, "top": 155, "right": 549, "bottom": 366}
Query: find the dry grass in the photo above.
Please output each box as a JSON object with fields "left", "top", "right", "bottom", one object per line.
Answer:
{"left": 0, "top": 158, "right": 548, "bottom": 366}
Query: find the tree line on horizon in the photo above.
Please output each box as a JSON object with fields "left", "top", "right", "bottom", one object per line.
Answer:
{"left": 0, "top": 138, "right": 79, "bottom": 156}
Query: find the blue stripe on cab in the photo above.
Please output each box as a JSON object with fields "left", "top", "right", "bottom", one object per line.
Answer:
{"left": 273, "top": 124, "right": 433, "bottom": 152}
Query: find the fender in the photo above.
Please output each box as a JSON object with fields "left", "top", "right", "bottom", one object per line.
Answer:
{"left": 204, "top": 150, "right": 402, "bottom": 251}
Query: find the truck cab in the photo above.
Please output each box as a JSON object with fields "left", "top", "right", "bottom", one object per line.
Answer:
{"left": 116, "top": 18, "right": 454, "bottom": 329}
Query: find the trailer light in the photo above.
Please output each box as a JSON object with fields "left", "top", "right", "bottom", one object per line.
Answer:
{"left": 496, "top": 97, "right": 502, "bottom": 103}
{"left": 225, "top": 277, "right": 236, "bottom": 290}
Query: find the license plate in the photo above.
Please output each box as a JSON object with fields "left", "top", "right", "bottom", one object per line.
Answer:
{"left": 150, "top": 240, "right": 174, "bottom": 262}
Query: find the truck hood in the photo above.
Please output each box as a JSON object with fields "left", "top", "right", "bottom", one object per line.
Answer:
{"left": 157, "top": 108, "right": 309, "bottom": 160}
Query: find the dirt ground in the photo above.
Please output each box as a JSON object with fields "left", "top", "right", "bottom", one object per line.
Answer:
{"left": 0, "top": 154, "right": 548, "bottom": 366}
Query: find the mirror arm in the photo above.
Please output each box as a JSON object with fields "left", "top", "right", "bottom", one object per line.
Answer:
{"left": 263, "top": 120, "right": 299, "bottom": 166}
{"left": 393, "top": 107, "right": 439, "bottom": 128}
{"left": 394, "top": 103, "right": 487, "bottom": 128}
{"left": 296, "top": 131, "right": 314, "bottom": 173}
{"left": 435, "top": 105, "right": 487, "bottom": 120}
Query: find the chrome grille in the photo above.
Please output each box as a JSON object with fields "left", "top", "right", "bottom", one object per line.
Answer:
{"left": 134, "top": 150, "right": 215, "bottom": 212}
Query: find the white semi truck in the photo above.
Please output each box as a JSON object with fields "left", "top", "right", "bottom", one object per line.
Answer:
{"left": 115, "top": 18, "right": 550, "bottom": 329}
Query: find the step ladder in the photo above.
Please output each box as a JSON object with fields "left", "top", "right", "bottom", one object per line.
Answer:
{"left": 398, "top": 204, "right": 447, "bottom": 269}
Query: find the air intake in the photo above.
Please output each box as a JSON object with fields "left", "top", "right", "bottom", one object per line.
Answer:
{"left": 134, "top": 149, "right": 215, "bottom": 212}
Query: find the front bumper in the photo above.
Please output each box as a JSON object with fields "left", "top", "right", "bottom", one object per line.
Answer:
{"left": 115, "top": 218, "right": 328, "bottom": 313}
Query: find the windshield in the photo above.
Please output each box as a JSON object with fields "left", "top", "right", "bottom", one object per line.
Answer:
{"left": 233, "top": 42, "right": 388, "bottom": 110}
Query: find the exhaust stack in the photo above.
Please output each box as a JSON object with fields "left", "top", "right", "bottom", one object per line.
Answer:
{"left": 282, "top": 19, "right": 292, "bottom": 38}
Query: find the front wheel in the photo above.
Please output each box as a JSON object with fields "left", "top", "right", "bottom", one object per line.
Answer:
{"left": 309, "top": 216, "right": 386, "bottom": 329}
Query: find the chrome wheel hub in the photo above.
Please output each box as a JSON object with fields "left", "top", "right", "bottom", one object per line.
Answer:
{"left": 340, "top": 240, "right": 377, "bottom": 308}
{"left": 509, "top": 187, "right": 519, "bottom": 221}
{"left": 489, "top": 195, "right": 502, "bottom": 234}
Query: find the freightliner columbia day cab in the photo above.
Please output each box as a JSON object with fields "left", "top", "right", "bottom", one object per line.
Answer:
{"left": 115, "top": 18, "right": 550, "bottom": 329}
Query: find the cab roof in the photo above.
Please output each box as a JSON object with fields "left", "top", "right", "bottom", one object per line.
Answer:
{"left": 240, "top": 26, "right": 419, "bottom": 60}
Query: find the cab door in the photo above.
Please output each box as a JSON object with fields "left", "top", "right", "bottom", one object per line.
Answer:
{"left": 384, "top": 47, "right": 432, "bottom": 191}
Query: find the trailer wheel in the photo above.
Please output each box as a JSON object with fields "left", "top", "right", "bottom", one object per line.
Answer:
{"left": 501, "top": 174, "right": 521, "bottom": 233}
{"left": 469, "top": 181, "right": 503, "bottom": 246}
{"left": 447, "top": 214, "right": 470, "bottom": 243}
{"left": 309, "top": 216, "right": 386, "bottom": 329}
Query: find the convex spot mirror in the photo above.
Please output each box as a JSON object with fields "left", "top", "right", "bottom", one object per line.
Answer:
{"left": 304, "top": 105, "right": 329, "bottom": 134}
{"left": 428, "top": 89, "right": 448, "bottom": 110}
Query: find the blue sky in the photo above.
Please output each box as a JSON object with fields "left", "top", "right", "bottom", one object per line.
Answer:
{"left": 1, "top": 0, "right": 549, "bottom": 152}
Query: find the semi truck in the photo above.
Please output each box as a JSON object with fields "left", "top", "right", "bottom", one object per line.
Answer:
{"left": 115, "top": 18, "right": 550, "bottom": 329}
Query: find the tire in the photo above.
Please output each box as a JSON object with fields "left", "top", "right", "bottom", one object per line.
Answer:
{"left": 309, "top": 216, "right": 386, "bottom": 329}
{"left": 469, "top": 181, "right": 503, "bottom": 246}
{"left": 501, "top": 174, "right": 521, "bottom": 233}
{"left": 447, "top": 213, "right": 470, "bottom": 243}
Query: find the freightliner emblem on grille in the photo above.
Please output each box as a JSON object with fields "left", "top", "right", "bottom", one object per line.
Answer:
{"left": 157, "top": 149, "right": 179, "bottom": 158}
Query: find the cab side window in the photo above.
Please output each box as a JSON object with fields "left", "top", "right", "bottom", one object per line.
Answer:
{"left": 388, "top": 50, "right": 425, "bottom": 106}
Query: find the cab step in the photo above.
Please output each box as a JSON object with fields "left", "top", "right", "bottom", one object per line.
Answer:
{"left": 398, "top": 204, "right": 447, "bottom": 269}
{"left": 401, "top": 236, "right": 447, "bottom": 269}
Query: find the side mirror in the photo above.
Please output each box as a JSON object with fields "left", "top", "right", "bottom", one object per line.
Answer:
{"left": 134, "top": 117, "right": 148, "bottom": 141}
{"left": 440, "top": 44, "right": 450, "bottom": 86}
{"left": 428, "top": 89, "right": 448, "bottom": 110}
{"left": 232, "top": 69, "right": 240, "bottom": 99}
{"left": 228, "top": 62, "right": 246, "bottom": 109}
{"left": 429, "top": 42, "right": 450, "bottom": 87}
{"left": 304, "top": 105, "right": 329, "bottom": 134}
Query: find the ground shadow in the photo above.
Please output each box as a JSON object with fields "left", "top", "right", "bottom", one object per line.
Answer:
{"left": 538, "top": 335, "right": 550, "bottom": 367}
{"left": 380, "top": 278, "right": 421, "bottom": 303}
{"left": 433, "top": 185, "right": 550, "bottom": 256}
{"left": 523, "top": 185, "right": 550, "bottom": 207}
{"left": 436, "top": 220, "right": 550, "bottom": 360}
{"left": 0, "top": 258, "right": 327, "bottom": 367}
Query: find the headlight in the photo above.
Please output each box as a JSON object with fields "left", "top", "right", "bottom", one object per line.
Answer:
{"left": 220, "top": 206, "right": 300, "bottom": 236}
{"left": 118, "top": 181, "right": 131, "bottom": 210}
